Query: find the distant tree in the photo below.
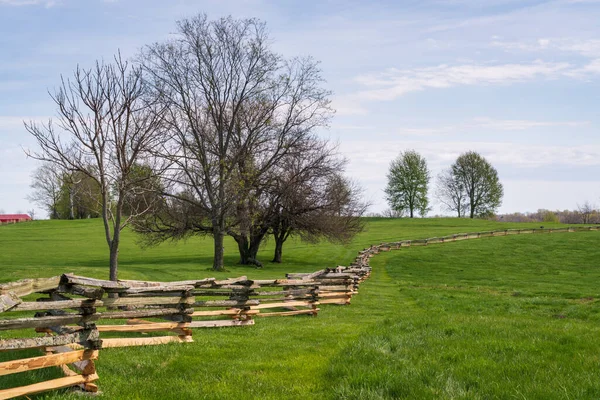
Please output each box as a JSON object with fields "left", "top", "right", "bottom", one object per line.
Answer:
{"left": 577, "top": 201, "right": 597, "bottom": 224}
{"left": 450, "top": 151, "right": 503, "bottom": 218}
{"left": 384, "top": 150, "right": 430, "bottom": 218}
{"left": 379, "top": 208, "right": 405, "bottom": 218}
{"left": 57, "top": 171, "right": 102, "bottom": 220}
{"left": 435, "top": 168, "right": 468, "bottom": 217}
{"left": 27, "top": 162, "right": 63, "bottom": 219}
{"left": 27, "top": 209, "right": 36, "bottom": 220}
{"left": 25, "top": 54, "right": 166, "bottom": 281}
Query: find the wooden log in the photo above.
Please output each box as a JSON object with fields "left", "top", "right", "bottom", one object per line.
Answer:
{"left": 61, "top": 274, "right": 127, "bottom": 290}
{"left": 213, "top": 276, "right": 250, "bottom": 286}
{"left": 318, "top": 292, "right": 353, "bottom": 299}
{"left": 0, "top": 373, "right": 99, "bottom": 400}
{"left": 100, "top": 336, "right": 192, "bottom": 348}
{"left": 0, "top": 329, "right": 100, "bottom": 352}
{"left": 119, "top": 286, "right": 194, "bottom": 296}
{"left": 97, "top": 322, "right": 188, "bottom": 333}
{"left": 317, "top": 285, "right": 354, "bottom": 291}
{"left": 100, "top": 307, "right": 194, "bottom": 319}
{"left": 45, "top": 346, "right": 96, "bottom": 375}
{"left": 188, "top": 319, "right": 255, "bottom": 328}
{"left": 192, "top": 289, "right": 251, "bottom": 296}
{"left": 301, "top": 269, "right": 326, "bottom": 281}
{"left": 251, "top": 289, "right": 316, "bottom": 296}
{"left": 194, "top": 300, "right": 259, "bottom": 307}
{"left": 0, "top": 276, "right": 61, "bottom": 297}
{"left": 251, "top": 301, "right": 318, "bottom": 310}
{"left": 0, "top": 349, "right": 98, "bottom": 377}
{"left": 191, "top": 309, "right": 259, "bottom": 317}
{"left": 319, "top": 298, "right": 351, "bottom": 305}
{"left": 125, "top": 318, "right": 154, "bottom": 325}
{"left": 251, "top": 279, "right": 318, "bottom": 287}
{"left": 14, "top": 298, "right": 98, "bottom": 312}
{"left": 0, "top": 292, "right": 21, "bottom": 313}
{"left": 59, "top": 284, "right": 104, "bottom": 300}
{"left": 0, "top": 314, "right": 100, "bottom": 331}
{"left": 318, "top": 273, "right": 357, "bottom": 279}
{"left": 119, "top": 278, "right": 215, "bottom": 288}
{"left": 101, "top": 296, "right": 195, "bottom": 308}
{"left": 256, "top": 309, "right": 319, "bottom": 317}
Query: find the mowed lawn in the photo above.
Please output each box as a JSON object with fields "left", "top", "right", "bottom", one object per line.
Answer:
{"left": 1, "top": 218, "right": 600, "bottom": 399}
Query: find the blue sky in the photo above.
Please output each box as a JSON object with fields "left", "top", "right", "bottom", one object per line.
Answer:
{"left": 1, "top": 0, "right": 600, "bottom": 217}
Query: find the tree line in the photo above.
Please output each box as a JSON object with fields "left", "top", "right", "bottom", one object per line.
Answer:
{"left": 26, "top": 14, "right": 366, "bottom": 280}
{"left": 384, "top": 150, "right": 504, "bottom": 218}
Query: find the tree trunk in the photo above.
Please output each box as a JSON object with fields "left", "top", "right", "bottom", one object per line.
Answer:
{"left": 235, "top": 234, "right": 251, "bottom": 264}
{"left": 272, "top": 238, "right": 284, "bottom": 263}
{"left": 272, "top": 226, "right": 290, "bottom": 263}
{"left": 109, "top": 239, "right": 119, "bottom": 281}
{"left": 231, "top": 230, "right": 265, "bottom": 266}
{"left": 248, "top": 234, "right": 263, "bottom": 262}
{"left": 213, "top": 228, "right": 225, "bottom": 271}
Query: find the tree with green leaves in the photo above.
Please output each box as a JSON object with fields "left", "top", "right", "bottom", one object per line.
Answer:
{"left": 449, "top": 151, "right": 503, "bottom": 218}
{"left": 384, "top": 150, "right": 430, "bottom": 218}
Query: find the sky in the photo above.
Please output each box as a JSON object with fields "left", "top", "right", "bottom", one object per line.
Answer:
{"left": 1, "top": 0, "right": 600, "bottom": 218}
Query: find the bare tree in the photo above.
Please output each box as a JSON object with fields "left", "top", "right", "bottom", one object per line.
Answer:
{"left": 139, "top": 14, "right": 333, "bottom": 270}
{"left": 25, "top": 54, "right": 166, "bottom": 281}
{"left": 271, "top": 169, "right": 367, "bottom": 263}
{"left": 27, "top": 162, "right": 64, "bottom": 219}
{"left": 577, "top": 201, "right": 597, "bottom": 224}
{"left": 435, "top": 168, "right": 468, "bottom": 217}
{"left": 379, "top": 208, "right": 405, "bottom": 218}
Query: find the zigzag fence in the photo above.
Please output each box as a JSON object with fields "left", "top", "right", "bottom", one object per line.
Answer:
{"left": 0, "top": 225, "right": 597, "bottom": 398}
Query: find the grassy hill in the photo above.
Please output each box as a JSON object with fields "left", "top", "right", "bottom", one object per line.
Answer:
{"left": 1, "top": 218, "right": 600, "bottom": 399}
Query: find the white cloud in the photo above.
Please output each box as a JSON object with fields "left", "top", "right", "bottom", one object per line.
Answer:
{"left": 469, "top": 117, "right": 589, "bottom": 131}
{"left": 493, "top": 37, "right": 600, "bottom": 58}
{"left": 0, "top": 0, "right": 61, "bottom": 7}
{"left": 353, "top": 61, "right": 571, "bottom": 101}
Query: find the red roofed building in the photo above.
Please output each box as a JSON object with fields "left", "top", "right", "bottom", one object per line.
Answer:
{"left": 0, "top": 214, "right": 32, "bottom": 224}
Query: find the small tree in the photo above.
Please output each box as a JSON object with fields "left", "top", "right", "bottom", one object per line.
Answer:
{"left": 435, "top": 168, "right": 468, "bottom": 217}
{"left": 450, "top": 151, "right": 503, "bottom": 218}
{"left": 25, "top": 55, "right": 166, "bottom": 281}
{"left": 27, "top": 162, "right": 63, "bottom": 219}
{"left": 384, "top": 150, "right": 430, "bottom": 218}
{"left": 271, "top": 173, "right": 366, "bottom": 263}
{"left": 577, "top": 201, "right": 597, "bottom": 224}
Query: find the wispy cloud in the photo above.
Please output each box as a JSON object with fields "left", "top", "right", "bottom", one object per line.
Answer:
{"left": 469, "top": 117, "right": 589, "bottom": 130}
{"left": 492, "top": 37, "right": 600, "bottom": 57}
{"left": 353, "top": 61, "right": 571, "bottom": 101}
{"left": 0, "top": 0, "right": 61, "bottom": 6}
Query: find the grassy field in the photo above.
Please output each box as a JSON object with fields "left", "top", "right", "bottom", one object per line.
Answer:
{"left": 1, "top": 218, "right": 599, "bottom": 399}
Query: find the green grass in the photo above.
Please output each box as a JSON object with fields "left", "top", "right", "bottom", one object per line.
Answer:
{"left": 1, "top": 218, "right": 599, "bottom": 399}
